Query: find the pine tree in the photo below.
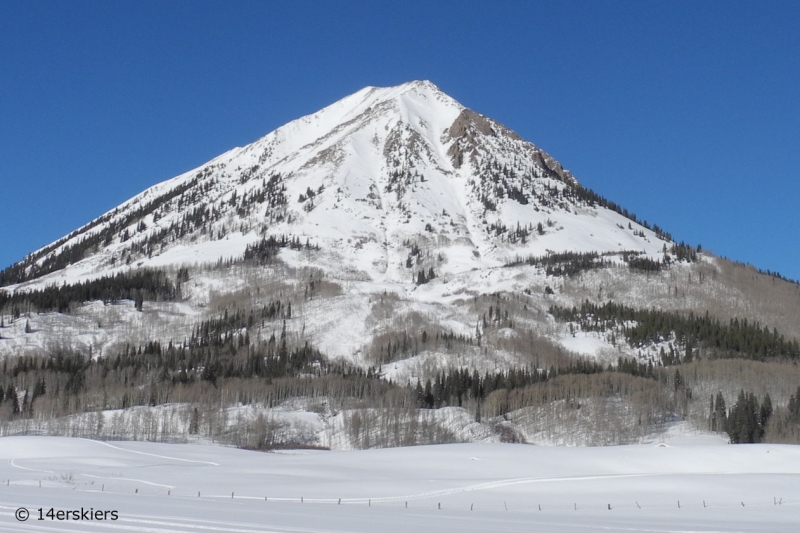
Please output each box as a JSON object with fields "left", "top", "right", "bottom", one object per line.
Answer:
{"left": 423, "top": 379, "right": 434, "bottom": 409}
{"left": 713, "top": 391, "right": 727, "bottom": 432}
{"left": 6, "top": 385, "right": 19, "bottom": 415}
{"left": 709, "top": 394, "right": 715, "bottom": 431}
{"left": 278, "top": 320, "right": 288, "bottom": 361}
{"left": 189, "top": 407, "right": 200, "bottom": 434}
{"left": 134, "top": 290, "right": 144, "bottom": 311}
{"left": 673, "top": 369, "right": 683, "bottom": 392}
{"left": 759, "top": 393, "right": 773, "bottom": 440}
{"left": 789, "top": 387, "right": 800, "bottom": 422}
{"left": 725, "top": 390, "right": 761, "bottom": 443}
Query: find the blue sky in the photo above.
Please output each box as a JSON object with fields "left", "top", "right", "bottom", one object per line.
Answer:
{"left": 2, "top": 1, "right": 799, "bottom": 280}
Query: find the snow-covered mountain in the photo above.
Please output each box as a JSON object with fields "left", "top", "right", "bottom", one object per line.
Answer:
{"left": 1, "top": 80, "right": 667, "bottom": 291}
{"left": 3, "top": 82, "right": 800, "bottom": 450}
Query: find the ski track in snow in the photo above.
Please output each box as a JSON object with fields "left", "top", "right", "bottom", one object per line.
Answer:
{"left": 81, "top": 474, "right": 174, "bottom": 489}
{"left": 1, "top": 437, "right": 799, "bottom": 533}
{"left": 8, "top": 460, "right": 55, "bottom": 475}
{"left": 187, "top": 471, "right": 756, "bottom": 505}
{"left": 82, "top": 440, "right": 221, "bottom": 467}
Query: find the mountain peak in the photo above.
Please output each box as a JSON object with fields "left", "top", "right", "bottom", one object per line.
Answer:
{"left": 363, "top": 79, "right": 446, "bottom": 96}
{"left": 1, "top": 82, "right": 668, "bottom": 291}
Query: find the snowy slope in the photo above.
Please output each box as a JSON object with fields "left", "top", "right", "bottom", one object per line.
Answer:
{"left": 0, "top": 436, "right": 799, "bottom": 532}
{"left": 2, "top": 81, "right": 668, "bottom": 292}
{"left": 0, "top": 81, "right": 706, "bottom": 372}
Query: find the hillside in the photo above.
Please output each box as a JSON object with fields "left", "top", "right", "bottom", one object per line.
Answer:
{"left": 1, "top": 81, "right": 799, "bottom": 448}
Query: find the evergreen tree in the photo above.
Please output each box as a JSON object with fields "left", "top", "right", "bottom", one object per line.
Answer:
{"left": 415, "top": 380, "right": 424, "bottom": 406}
{"left": 725, "top": 390, "right": 760, "bottom": 443}
{"left": 189, "top": 407, "right": 199, "bottom": 434}
{"left": 712, "top": 391, "right": 727, "bottom": 432}
{"left": 673, "top": 369, "right": 683, "bottom": 392}
{"left": 279, "top": 320, "right": 288, "bottom": 361}
{"left": 423, "top": 379, "right": 434, "bottom": 409}
{"left": 759, "top": 393, "right": 773, "bottom": 440}
{"left": 789, "top": 386, "right": 800, "bottom": 422}
{"left": 709, "top": 394, "right": 715, "bottom": 431}
{"left": 134, "top": 290, "right": 144, "bottom": 311}
{"left": 6, "top": 384, "right": 19, "bottom": 415}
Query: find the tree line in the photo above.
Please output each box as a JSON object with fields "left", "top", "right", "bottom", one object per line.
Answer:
{"left": 710, "top": 389, "right": 774, "bottom": 443}
{"left": 0, "top": 269, "right": 177, "bottom": 315}
{"left": 551, "top": 301, "right": 800, "bottom": 362}
{"left": 242, "top": 234, "right": 318, "bottom": 264}
{"left": 506, "top": 252, "right": 607, "bottom": 277}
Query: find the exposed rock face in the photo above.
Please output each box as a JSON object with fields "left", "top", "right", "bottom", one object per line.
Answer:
{"left": 532, "top": 148, "right": 577, "bottom": 186}
{"left": 447, "top": 109, "right": 503, "bottom": 169}
{"left": 448, "top": 108, "right": 498, "bottom": 138}
{"left": 444, "top": 108, "right": 574, "bottom": 188}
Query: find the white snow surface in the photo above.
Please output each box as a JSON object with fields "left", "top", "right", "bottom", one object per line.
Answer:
{"left": 0, "top": 435, "right": 799, "bottom": 532}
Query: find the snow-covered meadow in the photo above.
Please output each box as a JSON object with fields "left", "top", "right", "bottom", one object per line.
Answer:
{"left": 0, "top": 433, "right": 798, "bottom": 532}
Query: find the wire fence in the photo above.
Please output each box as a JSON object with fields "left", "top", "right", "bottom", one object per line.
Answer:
{"left": 2, "top": 477, "right": 797, "bottom": 514}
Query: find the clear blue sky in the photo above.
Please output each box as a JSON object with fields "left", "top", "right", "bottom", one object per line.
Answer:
{"left": 2, "top": 1, "right": 799, "bottom": 281}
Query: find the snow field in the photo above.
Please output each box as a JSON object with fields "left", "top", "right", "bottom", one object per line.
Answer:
{"left": 0, "top": 436, "right": 798, "bottom": 532}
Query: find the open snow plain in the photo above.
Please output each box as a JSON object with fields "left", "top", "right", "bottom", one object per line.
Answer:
{"left": 0, "top": 434, "right": 798, "bottom": 532}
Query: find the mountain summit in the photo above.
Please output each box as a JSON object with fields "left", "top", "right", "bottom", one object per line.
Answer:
{"left": 3, "top": 82, "right": 800, "bottom": 450}
{"left": 2, "top": 81, "right": 666, "bottom": 289}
